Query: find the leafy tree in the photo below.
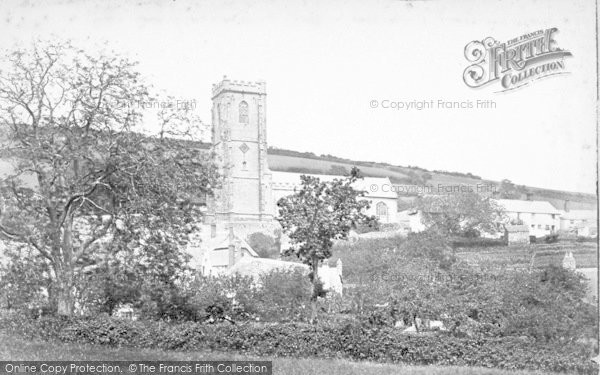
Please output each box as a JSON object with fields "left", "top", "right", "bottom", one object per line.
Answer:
{"left": 276, "top": 167, "right": 376, "bottom": 323}
{"left": 328, "top": 164, "right": 349, "bottom": 176}
{"left": 0, "top": 41, "right": 218, "bottom": 316}
{"left": 415, "top": 192, "right": 506, "bottom": 237}
{"left": 0, "top": 244, "right": 52, "bottom": 311}
{"left": 499, "top": 179, "right": 529, "bottom": 199}
{"left": 156, "top": 94, "right": 209, "bottom": 142}
{"left": 421, "top": 172, "right": 433, "bottom": 183}
{"left": 246, "top": 232, "right": 280, "bottom": 259}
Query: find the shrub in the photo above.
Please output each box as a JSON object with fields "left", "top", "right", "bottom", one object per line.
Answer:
{"left": 0, "top": 246, "right": 52, "bottom": 312}
{"left": 328, "top": 164, "right": 349, "bottom": 175}
{"left": 0, "top": 313, "right": 597, "bottom": 374}
{"left": 334, "top": 235, "right": 596, "bottom": 345}
{"left": 246, "top": 232, "right": 280, "bottom": 259}
{"left": 187, "top": 274, "right": 259, "bottom": 322}
{"left": 180, "top": 270, "right": 311, "bottom": 323}
{"left": 451, "top": 237, "right": 507, "bottom": 249}
{"left": 255, "top": 268, "right": 311, "bottom": 322}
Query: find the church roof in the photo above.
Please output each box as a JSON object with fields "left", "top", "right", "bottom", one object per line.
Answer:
{"left": 271, "top": 171, "right": 397, "bottom": 199}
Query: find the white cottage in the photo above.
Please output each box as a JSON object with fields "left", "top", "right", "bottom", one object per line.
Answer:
{"left": 496, "top": 199, "right": 561, "bottom": 238}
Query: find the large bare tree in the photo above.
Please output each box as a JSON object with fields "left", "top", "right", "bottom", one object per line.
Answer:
{"left": 0, "top": 42, "right": 217, "bottom": 315}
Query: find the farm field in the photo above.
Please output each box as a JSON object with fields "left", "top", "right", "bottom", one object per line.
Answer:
{"left": 455, "top": 241, "right": 598, "bottom": 269}
{"left": 0, "top": 332, "right": 555, "bottom": 375}
{"left": 266, "top": 153, "right": 597, "bottom": 210}
{"left": 456, "top": 241, "right": 598, "bottom": 300}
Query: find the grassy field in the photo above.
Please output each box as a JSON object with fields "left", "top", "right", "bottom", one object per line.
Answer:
{"left": 266, "top": 153, "right": 597, "bottom": 210}
{"left": 0, "top": 332, "right": 556, "bottom": 375}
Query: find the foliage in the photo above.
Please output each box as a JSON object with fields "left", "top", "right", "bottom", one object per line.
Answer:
{"left": 277, "top": 167, "right": 377, "bottom": 322}
{"left": 141, "top": 269, "right": 313, "bottom": 323}
{"left": 331, "top": 232, "right": 595, "bottom": 343}
{"left": 0, "top": 245, "right": 52, "bottom": 311}
{"left": 450, "top": 237, "right": 507, "bottom": 249}
{"left": 498, "top": 179, "right": 529, "bottom": 199}
{"left": 328, "top": 164, "right": 349, "bottom": 175}
{"left": 246, "top": 232, "right": 280, "bottom": 259}
{"left": 0, "top": 41, "right": 218, "bottom": 315}
{"left": 1, "top": 313, "right": 597, "bottom": 374}
{"left": 415, "top": 193, "right": 506, "bottom": 236}
{"left": 334, "top": 232, "right": 454, "bottom": 276}
{"left": 255, "top": 268, "right": 312, "bottom": 321}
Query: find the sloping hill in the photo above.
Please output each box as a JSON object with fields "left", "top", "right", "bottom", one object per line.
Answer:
{"left": 266, "top": 147, "right": 597, "bottom": 211}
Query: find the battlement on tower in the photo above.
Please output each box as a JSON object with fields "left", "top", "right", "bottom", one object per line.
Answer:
{"left": 212, "top": 76, "right": 266, "bottom": 98}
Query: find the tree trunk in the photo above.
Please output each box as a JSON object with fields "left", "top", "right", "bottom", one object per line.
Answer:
{"left": 56, "top": 218, "right": 75, "bottom": 316}
{"left": 56, "top": 273, "right": 74, "bottom": 316}
{"left": 309, "top": 257, "right": 319, "bottom": 324}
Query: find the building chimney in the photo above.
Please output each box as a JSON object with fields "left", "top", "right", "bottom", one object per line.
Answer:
{"left": 563, "top": 199, "right": 570, "bottom": 212}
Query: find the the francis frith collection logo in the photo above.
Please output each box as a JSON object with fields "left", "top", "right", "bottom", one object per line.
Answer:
{"left": 463, "top": 28, "right": 572, "bottom": 92}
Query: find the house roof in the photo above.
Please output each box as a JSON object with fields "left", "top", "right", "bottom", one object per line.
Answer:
{"left": 496, "top": 199, "right": 561, "bottom": 215}
{"left": 226, "top": 256, "right": 308, "bottom": 278}
{"left": 271, "top": 171, "right": 397, "bottom": 199}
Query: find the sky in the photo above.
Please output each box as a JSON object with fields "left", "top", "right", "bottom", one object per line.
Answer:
{"left": 0, "top": 0, "right": 597, "bottom": 194}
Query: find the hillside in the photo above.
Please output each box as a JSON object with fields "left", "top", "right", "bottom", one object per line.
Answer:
{"left": 266, "top": 147, "right": 597, "bottom": 211}
{"left": 2, "top": 135, "right": 594, "bottom": 211}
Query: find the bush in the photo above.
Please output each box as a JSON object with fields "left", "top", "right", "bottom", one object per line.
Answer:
{"left": 180, "top": 270, "right": 311, "bottom": 323}
{"left": 0, "top": 246, "right": 52, "bottom": 312}
{"left": 334, "top": 234, "right": 596, "bottom": 346}
{"left": 451, "top": 237, "right": 506, "bottom": 249}
{"left": 0, "top": 313, "right": 597, "bottom": 374}
{"left": 246, "top": 232, "right": 281, "bottom": 259}
{"left": 255, "top": 268, "right": 311, "bottom": 322}
{"left": 544, "top": 234, "right": 559, "bottom": 243}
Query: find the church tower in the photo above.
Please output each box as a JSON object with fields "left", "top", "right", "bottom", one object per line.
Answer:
{"left": 208, "top": 77, "right": 273, "bottom": 228}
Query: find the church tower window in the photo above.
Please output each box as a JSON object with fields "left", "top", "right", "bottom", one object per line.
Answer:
{"left": 239, "top": 101, "right": 249, "bottom": 123}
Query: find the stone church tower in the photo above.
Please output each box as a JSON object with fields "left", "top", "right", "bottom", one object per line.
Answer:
{"left": 206, "top": 77, "right": 274, "bottom": 236}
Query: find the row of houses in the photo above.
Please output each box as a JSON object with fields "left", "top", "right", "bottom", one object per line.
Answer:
{"left": 397, "top": 198, "right": 597, "bottom": 239}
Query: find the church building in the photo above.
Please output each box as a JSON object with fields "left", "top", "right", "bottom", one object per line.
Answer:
{"left": 191, "top": 77, "right": 399, "bottom": 283}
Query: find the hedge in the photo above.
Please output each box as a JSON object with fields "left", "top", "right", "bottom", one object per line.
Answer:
{"left": 1, "top": 313, "right": 597, "bottom": 374}
{"left": 451, "top": 237, "right": 507, "bottom": 249}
